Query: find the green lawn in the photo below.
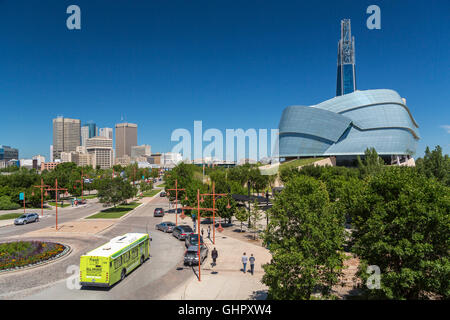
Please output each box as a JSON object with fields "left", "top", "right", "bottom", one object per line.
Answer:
{"left": 0, "top": 213, "right": 22, "bottom": 220}
{"left": 142, "top": 189, "right": 161, "bottom": 197}
{"left": 81, "top": 194, "right": 97, "bottom": 199}
{"left": 280, "top": 158, "right": 325, "bottom": 170}
{"left": 47, "top": 202, "right": 71, "bottom": 208}
{"left": 86, "top": 202, "right": 140, "bottom": 219}
{"left": 157, "top": 183, "right": 166, "bottom": 188}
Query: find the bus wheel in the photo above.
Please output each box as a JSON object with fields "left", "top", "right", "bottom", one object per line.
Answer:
{"left": 121, "top": 269, "right": 126, "bottom": 280}
{"left": 141, "top": 256, "right": 145, "bottom": 265}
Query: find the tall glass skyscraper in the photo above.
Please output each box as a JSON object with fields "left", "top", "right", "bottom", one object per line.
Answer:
{"left": 336, "top": 19, "right": 356, "bottom": 96}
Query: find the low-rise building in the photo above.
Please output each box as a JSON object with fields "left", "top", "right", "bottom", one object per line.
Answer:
{"left": 86, "top": 137, "right": 113, "bottom": 169}
{"left": 115, "top": 154, "right": 131, "bottom": 166}
{"left": 41, "top": 162, "right": 60, "bottom": 171}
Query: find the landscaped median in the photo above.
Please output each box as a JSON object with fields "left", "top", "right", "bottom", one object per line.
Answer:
{"left": 47, "top": 202, "right": 71, "bottom": 208}
{"left": 0, "top": 241, "right": 70, "bottom": 273}
{"left": 0, "top": 213, "right": 22, "bottom": 221}
{"left": 142, "top": 189, "right": 161, "bottom": 197}
{"left": 85, "top": 201, "right": 140, "bottom": 219}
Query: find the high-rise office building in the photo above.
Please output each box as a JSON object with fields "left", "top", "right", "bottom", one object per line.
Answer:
{"left": 99, "top": 127, "right": 113, "bottom": 140}
{"left": 86, "top": 122, "right": 97, "bottom": 138}
{"left": 86, "top": 137, "right": 113, "bottom": 169}
{"left": 115, "top": 123, "right": 137, "bottom": 158}
{"left": 81, "top": 126, "right": 89, "bottom": 147}
{"left": 52, "top": 116, "right": 81, "bottom": 160}
{"left": 0, "top": 145, "right": 19, "bottom": 162}
{"left": 81, "top": 122, "right": 97, "bottom": 146}
{"left": 336, "top": 19, "right": 356, "bottom": 96}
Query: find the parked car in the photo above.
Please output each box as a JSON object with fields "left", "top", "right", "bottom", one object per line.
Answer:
{"left": 172, "top": 225, "right": 194, "bottom": 240}
{"left": 156, "top": 221, "right": 176, "bottom": 233}
{"left": 185, "top": 234, "right": 205, "bottom": 248}
{"left": 184, "top": 245, "right": 208, "bottom": 266}
{"left": 160, "top": 192, "right": 166, "bottom": 197}
{"left": 201, "top": 217, "right": 213, "bottom": 224}
{"left": 153, "top": 208, "right": 165, "bottom": 217}
{"left": 14, "top": 213, "right": 39, "bottom": 225}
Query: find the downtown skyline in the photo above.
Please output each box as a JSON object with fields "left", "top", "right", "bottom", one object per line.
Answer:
{"left": 0, "top": 0, "right": 448, "bottom": 159}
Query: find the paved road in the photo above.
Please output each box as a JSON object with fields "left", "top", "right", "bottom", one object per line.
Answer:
{"left": 0, "top": 201, "right": 105, "bottom": 238}
{"left": 0, "top": 194, "right": 194, "bottom": 300}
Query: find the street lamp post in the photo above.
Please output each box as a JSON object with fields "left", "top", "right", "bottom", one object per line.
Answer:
{"left": 33, "top": 178, "right": 49, "bottom": 217}
{"left": 74, "top": 168, "right": 88, "bottom": 202}
{"left": 46, "top": 179, "right": 67, "bottom": 231}
{"left": 166, "top": 179, "right": 186, "bottom": 226}
{"left": 180, "top": 187, "right": 231, "bottom": 281}
{"left": 201, "top": 182, "right": 229, "bottom": 245}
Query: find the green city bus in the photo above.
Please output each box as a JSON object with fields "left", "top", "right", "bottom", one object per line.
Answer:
{"left": 80, "top": 233, "right": 151, "bottom": 287}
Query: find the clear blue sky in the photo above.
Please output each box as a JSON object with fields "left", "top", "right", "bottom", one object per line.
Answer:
{"left": 0, "top": 0, "right": 448, "bottom": 159}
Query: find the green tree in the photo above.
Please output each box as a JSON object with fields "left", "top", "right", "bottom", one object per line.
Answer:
{"left": 249, "top": 199, "right": 263, "bottom": 240}
{"left": 351, "top": 167, "right": 450, "bottom": 299}
{"left": 416, "top": 145, "right": 450, "bottom": 186}
{"left": 357, "top": 147, "right": 384, "bottom": 177}
{"left": 97, "top": 177, "right": 134, "bottom": 207}
{"left": 216, "top": 196, "right": 236, "bottom": 224}
{"left": 262, "top": 175, "right": 346, "bottom": 299}
{"left": 0, "top": 195, "right": 20, "bottom": 210}
{"left": 234, "top": 207, "right": 250, "bottom": 233}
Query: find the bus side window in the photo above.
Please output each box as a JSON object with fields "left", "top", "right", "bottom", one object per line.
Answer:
{"left": 114, "top": 256, "right": 122, "bottom": 269}
{"left": 124, "top": 251, "right": 130, "bottom": 263}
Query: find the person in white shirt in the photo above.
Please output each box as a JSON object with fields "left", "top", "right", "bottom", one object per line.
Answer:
{"left": 241, "top": 252, "right": 248, "bottom": 273}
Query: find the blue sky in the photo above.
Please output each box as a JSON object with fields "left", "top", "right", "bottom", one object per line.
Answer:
{"left": 0, "top": 0, "right": 449, "bottom": 159}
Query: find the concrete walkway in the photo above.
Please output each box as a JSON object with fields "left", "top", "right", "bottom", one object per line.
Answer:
{"left": 159, "top": 214, "right": 271, "bottom": 300}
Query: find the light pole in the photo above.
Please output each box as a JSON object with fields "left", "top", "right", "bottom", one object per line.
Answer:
{"left": 201, "top": 182, "right": 229, "bottom": 244}
{"left": 46, "top": 179, "right": 67, "bottom": 231}
{"left": 180, "top": 190, "right": 216, "bottom": 282}
{"left": 166, "top": 179, "right": 186, "bottom": 226}
{"left": 32, "top": 178, "right": 49, "bottom": 217}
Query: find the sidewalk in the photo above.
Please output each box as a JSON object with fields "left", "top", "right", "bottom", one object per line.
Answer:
{"left": 160, "top": 214, "right": 271, "bottom": 300}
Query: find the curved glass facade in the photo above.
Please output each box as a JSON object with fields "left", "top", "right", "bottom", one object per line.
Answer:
{"left": 279, "top": 89, "right": 420, "bottom": 157}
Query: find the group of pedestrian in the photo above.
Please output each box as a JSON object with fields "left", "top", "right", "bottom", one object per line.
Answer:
{"left": 201, "top": 226, "right": 211, "bottom": 239}
{"left": 241, "top": 252, "right": 256, "bottom": 275}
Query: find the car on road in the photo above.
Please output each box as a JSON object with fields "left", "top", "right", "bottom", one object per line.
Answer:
{"left": 185, "top": 234, "right": 205, "bottom": 248}
{"left": 184, "top": 245, "right": 208, "bottom": 266}
{"left": 160, "top": 192, "right": 166, "bottom": 197}
{"left": 172, "top": 225, "right": 194, "bottom": 240}
{"left": 14, "top": 213, "right": 39, "bottom": 225}
{"left": 156, "top": 221, "right": 176, "bottom": 233}
{"left": 153, "top": 208, "right": 165, "bottom": 217}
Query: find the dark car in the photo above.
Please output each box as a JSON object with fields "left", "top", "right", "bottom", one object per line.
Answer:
{"left": 172, "top": 225, "right": 194, "bottom": 240}
{"left": 160, "top": 192, "right": 166, "bottom": 197}
{"left": 154, "top": 208, "right": 164, "bottom": 217}
{"left": 185, "top": 234, "right": 205, "bottom": 248}
{"left": 14, "top": 213, "right": 39, "bottom": 225}
{"left": 184, "top": 245, "right": 208, "bottom": 266}
{"left": 156, "top": 221, "right": 176, "bottom": 233}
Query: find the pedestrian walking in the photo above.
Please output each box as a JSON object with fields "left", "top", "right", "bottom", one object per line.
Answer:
{"left": 249, "top": 254, "right": 256, "bottom": 275}
{"left": 201, "top": 228, "right": 204, "bottom": 237}
{"left": 207, "top": 225, "right": 211, "bottom": 239}
{"left": 211, "top": 247, "right": 218, "bottom": 267}
{"left": 241, "top": 252, "right": 248, "bottom": 273}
